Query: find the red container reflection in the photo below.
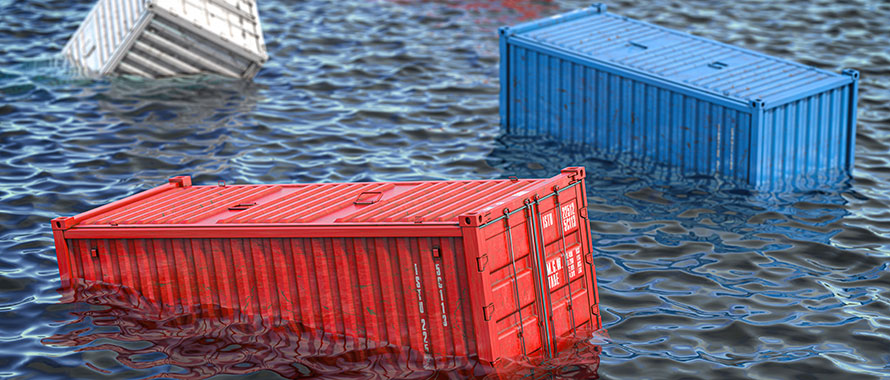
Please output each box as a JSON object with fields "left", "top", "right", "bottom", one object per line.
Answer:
{"left": 44, "top": 281, "right": 602, "bottom": 379}
{"left": 387, "top": 0, "right": 559, "bottom": 21}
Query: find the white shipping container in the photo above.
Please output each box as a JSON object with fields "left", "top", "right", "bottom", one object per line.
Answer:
{"left": 63, "top": 0, "right": 268, "bottom": 79}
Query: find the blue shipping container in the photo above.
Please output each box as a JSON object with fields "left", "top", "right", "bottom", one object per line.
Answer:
{"left": 500, "top": 4, "right": 859, "bottom": 189}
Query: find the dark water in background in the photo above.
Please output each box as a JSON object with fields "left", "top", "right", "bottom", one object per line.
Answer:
{"left": 1, "top": 0, "right": 889, "bottom": 378}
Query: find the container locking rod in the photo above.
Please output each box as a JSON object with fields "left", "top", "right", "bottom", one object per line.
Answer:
{"left": 504, "top": 207, "right": 529, "bottom": 359}
{"left": 554, "top": 197, "right": 578, "bottom": 337}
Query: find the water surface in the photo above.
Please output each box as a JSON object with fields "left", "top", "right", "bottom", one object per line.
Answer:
{"left": 1, "top": 0, "right": 889, "bottom": 378}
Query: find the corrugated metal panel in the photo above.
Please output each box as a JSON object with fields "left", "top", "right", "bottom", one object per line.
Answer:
{"left": 335, "top": 179, "right": 542, "bottom": 224}
{"left": 62, "top": 0, "right": 267, "bottom": 79}
{"left": 51, "top": 168, "right": 602, "bottom": 364}
{"left": 154, "top": 0, "right": 265, "bottom": 57}
{"left": 515, "top": 5, "right": 846, "bottom": 106}
{"left": 79, "top": 184, "right": 279, "bottom": 225}
{"left": 63, "top": 0, "right": 144, "bottom": 74}
{"left": 65, "top": 236, "right": 477, "bottom": 368}
{"left": 476, "top": 176, "right": 598, "bottom": 359}
{"left": 505, "top": 44, "right": 754, "bottom": 183}
{"left": 755, "top": 86, "right": 853, "bottom": 186}
{"left": 73, "top": 179, "right": 546, "bottom": 225}
{"left": 500, "top": 4, "right": 859, "bottom": 189}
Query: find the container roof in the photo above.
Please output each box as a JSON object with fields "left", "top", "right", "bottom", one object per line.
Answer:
{"left": 76, "top": 178, "right": 548, "bottom": 226}
{"left": 510, "top": 8, "right": 850, "bottom": 106}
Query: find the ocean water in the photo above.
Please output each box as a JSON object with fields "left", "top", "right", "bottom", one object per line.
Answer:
{"left": 1, "top": 0, "right": 889, "bottom": 378}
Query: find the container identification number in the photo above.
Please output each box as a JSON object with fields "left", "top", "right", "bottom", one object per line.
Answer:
{"left": 413, "top": 263, "right": 430, "bottom": 354}
{"left": 562, "top": 203, "right": 577, "bottom": 231}
{"left": 541, "top": 202, "right": 576, "bottom": 232}
{"left": 542, "top": 212, "right": 554, "bottom": 229}
{"left": 435, "top": 262, "right": 448, "bottom": 327}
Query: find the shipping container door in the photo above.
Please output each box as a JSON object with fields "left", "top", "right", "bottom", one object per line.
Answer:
{"left": 529, "top": 180, "right": 597, "bottom": 353}
{"left": 482, "top": 202, "right": 556, "bottom": 361}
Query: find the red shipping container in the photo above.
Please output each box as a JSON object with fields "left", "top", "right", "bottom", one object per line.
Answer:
{"left": 51, "top": 167, "right": 601, "bottom": 365}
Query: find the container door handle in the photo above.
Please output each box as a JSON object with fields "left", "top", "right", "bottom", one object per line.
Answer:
{"left": 354, "top": 191, "right": 383, "bottom": 205}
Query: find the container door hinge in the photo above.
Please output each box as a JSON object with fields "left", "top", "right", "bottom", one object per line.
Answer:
{"left": 476, "top": 254, "right": 488, "bottom": 272}
{"left": 90, "top": 248, "right": 99, "bottom": 259}
{"left": 431, "top": 246, "right": 440, "bottom": 259}
{"left": 580, "top": 207, "right": 588, "bottom": 219}
{"left": 590, "top": 305, "right": 598, "bottom": 315}
{"left": 586, "top": 253, "right": 594, "bottom": 265}
{"left": 483, "top": 303, "right": 494, "bottom": 321}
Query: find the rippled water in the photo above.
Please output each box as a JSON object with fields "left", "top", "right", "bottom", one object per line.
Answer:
{"left": 2, "top": 0, "right": 889, "bottom": 378}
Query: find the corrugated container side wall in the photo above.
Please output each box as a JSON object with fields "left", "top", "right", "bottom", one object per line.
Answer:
{"left": 503, "top": 43, "right": 754, "bottom": 183}
{"left": 500, "top": 5, "right": 859, "bottom": 190}
{"left": 756, "top": 81, "right": 857, "bottom": 187}
{"left": 63, "top": 0, "right": 145, "bottom": 73}
{"left": 64, "top": 235, "right": 477, "bottom": 369}
{"left": 137, "top": 0, "right": 266, "bottom": 78}
{"left": 62, "top": 0, "right": 267, "bottom": 79}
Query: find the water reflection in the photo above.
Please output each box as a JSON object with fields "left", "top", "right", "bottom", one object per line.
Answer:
{"left": 4, "top": 0, "right": 889, "bottom": 378}
{"left": 487, "top": 134, "right": 890, "bottom": 378}
{"left": 43, "top": 281, "right": 602, "bottom": 379}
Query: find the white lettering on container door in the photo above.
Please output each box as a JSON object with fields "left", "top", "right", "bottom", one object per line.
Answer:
{"left": 566, "top": 245, "right": 583, "bottom": 278}
{"left": 435, "top": 262, "right": 447, "bottom": 327}
{"left": 541, "top": 212, "right": 554, "bottom": 229}
{"left": 546, "top": 256, "right": 562, "bottom": 289}
{"left": 562, "top": 203, "right": 577, "bottom": 231}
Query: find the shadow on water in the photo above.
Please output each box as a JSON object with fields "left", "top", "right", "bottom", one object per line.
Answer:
{"left": 41, "top": 281, "right": 602, "bottom": 380}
